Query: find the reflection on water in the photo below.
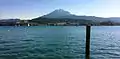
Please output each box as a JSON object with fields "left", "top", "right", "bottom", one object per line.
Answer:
{"left": 91, "top": 26, "right": 120, "bottom": 59}
{"left": 0, "top": 26, "right": 120, "bottom": 59}
{"left": 0, "top": 26, "right": 86, "bottom": 59}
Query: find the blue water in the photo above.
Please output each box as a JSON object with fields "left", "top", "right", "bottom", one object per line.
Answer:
{"left": 0, "top": 26, "right": 120, "bottom": 59}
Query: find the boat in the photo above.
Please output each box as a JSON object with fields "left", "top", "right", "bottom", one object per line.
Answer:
{"left": 28, "top": 23, "right": 30, "bottom": 26}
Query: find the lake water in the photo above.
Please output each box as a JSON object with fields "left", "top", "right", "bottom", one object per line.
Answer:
{"left": 0, "top": 26, "right": 120, "bottom": 59}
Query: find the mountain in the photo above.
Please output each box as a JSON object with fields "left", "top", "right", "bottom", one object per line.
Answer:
{"left": 109, "top": 17, "right": 120, "bottom": 22}
{"left": 41, "top": 9, "right": 110, "bottom": 22}
{"left": 42, "top": 9, "right": 72, "bottom": 18}
{"left": 0, "top": 19, "right": 20, "bottom": 22}
{"left": 0, "top": 9, "right": 120, "bottom": 26}
{"left": 32, "top": 9, "right": 120, "bottom": 26}
{"left": 0, "top": 19, "right": 20, "bottom": 26}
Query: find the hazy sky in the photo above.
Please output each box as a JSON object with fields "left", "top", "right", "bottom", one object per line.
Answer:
{"left": 0, "top": 0, "right": 120, "bottom": 19}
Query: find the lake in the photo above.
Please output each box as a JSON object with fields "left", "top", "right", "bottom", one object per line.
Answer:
{"left": 0, "top": 26, "right": 120, "bottom": 59}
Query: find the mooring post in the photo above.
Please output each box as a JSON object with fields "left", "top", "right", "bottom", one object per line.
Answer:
{"left": 86, "top": 25, "right": 91, "bottom": 59}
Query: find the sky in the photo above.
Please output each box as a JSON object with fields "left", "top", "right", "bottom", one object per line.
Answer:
{"left": 0, "top": 0, "right": 120, "bottom": 19}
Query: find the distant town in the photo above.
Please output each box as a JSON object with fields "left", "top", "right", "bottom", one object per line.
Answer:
{"left": 0, "top": 18, "right": 120, "bottom": 26}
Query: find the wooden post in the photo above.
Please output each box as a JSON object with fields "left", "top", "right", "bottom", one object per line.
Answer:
{"left": 86, "top": 25, "right": 91, "bottom": 59}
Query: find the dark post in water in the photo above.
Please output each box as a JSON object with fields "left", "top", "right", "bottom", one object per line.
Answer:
{"left": 86, "top": 25, "right": 91, "bottom": 59}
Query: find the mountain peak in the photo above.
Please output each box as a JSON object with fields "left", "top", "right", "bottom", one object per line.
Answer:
{"left": 42, "top": 9, "right": 72, "bottom": 18}
{"left": 54, "top": 9, "right": 68, "bottom": 12}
